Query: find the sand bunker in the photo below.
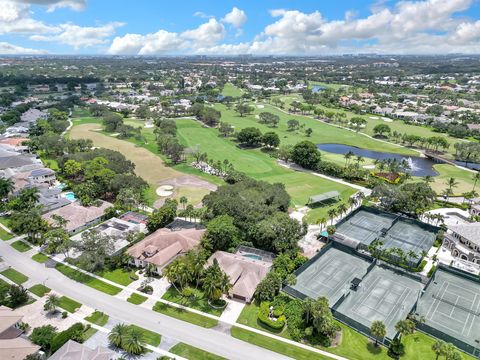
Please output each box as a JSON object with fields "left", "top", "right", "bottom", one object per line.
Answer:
{"left": 156, "top": 185, "right": 174, "bottom": 197}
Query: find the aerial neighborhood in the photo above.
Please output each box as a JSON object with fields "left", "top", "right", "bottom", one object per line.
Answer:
{"left": 1, "top": 2, "right": 480, "bottom": 360}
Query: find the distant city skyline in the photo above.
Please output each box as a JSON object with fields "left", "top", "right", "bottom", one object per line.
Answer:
{"left": 0, "top": 0, "right": 480, "bottom": 55}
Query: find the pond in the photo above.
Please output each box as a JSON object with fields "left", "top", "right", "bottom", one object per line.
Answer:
{"left": 311, "top": 85, "right": 326, "bottom": 93}
{"left": 317, "top": 143, "right": 439, "bottom": 177}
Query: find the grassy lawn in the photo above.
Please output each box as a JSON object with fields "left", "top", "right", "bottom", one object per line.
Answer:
{"left": 58, "top": 295, "right": 81, "bottom": 312}
{"left": 170, "top": 343, "right": 226, "bottom": 360}
{"left": 175, "top": 118, "right": 356, "bottom": 222}
{"left": 69, "top": 123, "right": 212, "bottom": 206}
{"left": 152, "top": 301, "right": 218, "bottom": 328}
{"left": 1, "top": 268, "right": 28, "bottom": 284}
{"left": 85, "top": 311, "right": 109, "bottom": 326}
{"left": 82, "top": 327, "right": 98, "bottom": 341}
{"left": 31, "top": 253, "right": 49, "bottom": 263}
{"left": 0, "top": 227, "right": 13, "bottom": 241}
{"left": 55, "top": 263, "right": 122, "bottom": 295}
{"left": 10, "top": 240, "right": 32, "bottom": 252}
{"left": 162, "top": 287, "right": 224, "bottom": 316}
{"left": 430, "top": 164, "right": 477, "bottom": 194}
{"left": 129, "top": 325, "right": 161, "bottom": 347}
{"left": 127, "top": 292, "right": 148, "bottom": 305}
{"left": 96, "top": 268, "right": 132, "bottom": 286}
{"left": 28, "top": 284, "right": 51, "bottom": 297}
{"left": 221, "top": 83, "right": 244, "bottom": 97}
{"left": 402, "top": 332, "right": 477, "bottom": 360}
{"left": 231, "top": 326, "right": 330, "bottom": 360}
{"left": 0, "top": 216, "right": 12, "bottom": 228}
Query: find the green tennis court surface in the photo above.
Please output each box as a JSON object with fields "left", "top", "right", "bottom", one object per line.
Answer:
{"left": 284, "top": 247, "right": 371, "bottom": 304}
{"left": 416, "top": 268, "right": 480, "bottom": 351}
{"left": 334, "top": 265, "right": 424, "bottom": 338}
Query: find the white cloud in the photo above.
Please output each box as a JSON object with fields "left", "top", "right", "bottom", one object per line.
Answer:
{"left": 108, "top": 18, "right": 227, "bottom": 55}
{"left": 12, "top": 0, "right": 86, "bottom": 11}
{"left": 31, "top": 22, "right": 124, "bottom": 49}
{"left": 222, "top": 7, "right": 247, "bottom": 28}
{"left": 0, "top": 0, "right": 59, "bottom": 34}
{"left": 0, "top": 41, "right": 48, "bottom": 54}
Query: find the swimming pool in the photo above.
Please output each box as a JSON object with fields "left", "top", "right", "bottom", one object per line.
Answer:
{"left": 242, "top": 253, "right": 262, "bottom": 261}
{"left": 63, "top": 191, "right": 77, "bottom": 201}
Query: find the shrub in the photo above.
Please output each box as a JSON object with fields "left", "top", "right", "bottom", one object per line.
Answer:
{"left": 181, "top": 287, "right": 194, "bottom": 298}
{"left": 30, "top": 325, "right": 57, "bottom": 351}
{"left": 51, "top": 323, "right": 85, "bottom": 353}
{"left": 62, "top": 311, "right": 68, "bottom": 318}
{"left": 258, "top": 302, "right": 286, "bottom": 330}
{"left": 129, "top": 271, "right": 139, "bottom": 281}
{"left": 427, "top": 265, "right": 437, "bottom": 278}
{"left": 139, "top": 285, "right": 153, "bottom": 294}
{"left": 387, "top": 338, "right": 405, "bottom": 359}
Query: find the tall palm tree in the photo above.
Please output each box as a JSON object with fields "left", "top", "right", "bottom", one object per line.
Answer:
{"left": 446, "top": 177, "right": 459, "bottom": 197}
{"left": 108, "top": 323, "right": 128, "bottom": 348}
{"left": 473, "top": 171, "right": 480, "bottom": 191}
{"left": 327, "top": 208, "right": 337, "bottom": 225}
{"left": 431, "top": 340, "right": 446, "bottom": 360}
{"left": 44, "top": 294, "right": 60, "bottom": 313}
{"left": 344, "top": 151, "right": 354, "bottom": 167}
{"left": 123, "top": 327, "right": 145, "bottom": 355}
{"left": 179, "top": 196, "right": 188, "bottom": 211}
{"left": 337, "top": 203, "right": 348, "bottom": 219}
{"left": 370, "top": 320, "right": 387, "bottom": 346}
{"left": 423, "top": 175, "right": 434, "bottom": 185}
{"left": 348, "top": 196, "right": 357, "bottom": 212}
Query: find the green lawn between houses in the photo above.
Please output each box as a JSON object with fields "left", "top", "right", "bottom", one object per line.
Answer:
{"left": 161, "top": 287, "right": 224, "bottom": 316}
{"left": 152, "top": 301, "right": 218, "bottom": 328}
{"left": 28, "top": 284, "right": 51, "bottom": 297}
{"left": 169, "top": 342, "right": 226, "bottom": 360}
{"left": 84, "top": 311, "right": 109, "bottom": 326}
{"left": 127, "top": 292, "right": 148, "bottom": 305}
{"left": 55, "top": 263, "right": 122, "bottom": 295}
{"left": 1, "top": 268, "right": 28, "bottom": 284}
{"left": 95, "top": 268, "right": 133, "bottom": 286}
{"left": 10, "top": 240, "right": 32, "bottom": 252}
{"left": 31, "top": 253, "right": 49, "bottom": 263}
{"left": 58, "top": 295, "right": 81, "bottom": 313}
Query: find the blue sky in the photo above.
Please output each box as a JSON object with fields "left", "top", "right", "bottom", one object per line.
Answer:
{"left": 0, "top": 0, "right": 479, "bottom": 55}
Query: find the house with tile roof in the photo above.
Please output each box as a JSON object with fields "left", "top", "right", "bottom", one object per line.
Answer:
{"left": 443, "top": 223, "right": 480, "bottom": 264}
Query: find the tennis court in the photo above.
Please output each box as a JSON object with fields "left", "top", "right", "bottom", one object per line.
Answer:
{"left": 416, "top": 268, "right": 480, "bottom": 350}
{"left": 383, "top": 218, "right": 436, "bottom": 254}
{"left": 335, "top": 209, "right": 396, "bottom": 246}
{"left": 335, "top": 265, "right": 424, "bottom": 338}
{"left": 286, "top": 247, "right": 371, "bottom": 304}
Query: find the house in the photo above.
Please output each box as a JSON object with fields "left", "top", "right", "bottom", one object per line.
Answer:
{"left": 207, "top": 251, "right": 272, "bottom": 303}
{"left": 49, "top": 340, "right": 115, "bottom": 360}
{"left": 20, "top": 108, "right": 48, "bottom": 124}
{"left": 127, "top": 225, "right": 205, "bottom": 274}
{"left": 42, "top": 200, "right": 113, "bottom": 234}
{"left": 443, "top": 223, "right": 480, "bottom": 264}
{"left": 29, "top": 167, "right": 56, "bottom": 185}
{"left": 71, "top": 217, "right": 145, "bottom": 256}
{"left": 0, "top": 306, "right": 40, "bottom": 360}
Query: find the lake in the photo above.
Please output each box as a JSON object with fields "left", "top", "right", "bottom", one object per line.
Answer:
{"left": 317, "top": 143, "right": 439, "bottom": 177}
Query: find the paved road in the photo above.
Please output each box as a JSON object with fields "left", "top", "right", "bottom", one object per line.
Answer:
{"left": 0, "top": 241, "right": 290, "bottom": 360}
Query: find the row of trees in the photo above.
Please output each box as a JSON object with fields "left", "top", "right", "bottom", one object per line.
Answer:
{"left": 155, "top": 117, "right": 185, "bottom": 164}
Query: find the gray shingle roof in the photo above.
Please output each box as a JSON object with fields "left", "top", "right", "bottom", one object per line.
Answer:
{"left": 450, "top": 223, "right": 480, "bottom": 246}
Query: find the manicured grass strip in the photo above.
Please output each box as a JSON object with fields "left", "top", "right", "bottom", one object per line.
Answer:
{"left": 129, "top": 325, "right": 161, "bottom": 347}
{"left": 127, "top": 292, "right": 147, "bottom": 305}
{"left": 152, "top": 302, "right": 218, "bottom": 328}
{"left": 162, "top": 287, "right": 224, "bottom": 316}
{"left": 28, "top": 284, "right": 51, "bottom": 297}
{"left": 10, "top": 240, "right": 32, "bottom": 252}
{"left": 170, "top": 342, "right": 226, "bottom": 360}
{"left": 1, "top": 268, "right": 28, "bottom": 284}
{"left": 58, "top": 295, "right": 81, "bottom": 313}
{"left": 231, "top": 327, "right": 330, "bottom": 360}
{"left": 82, "top": 327, "right": 98, "bottom": 341}
{"left": 84, "top": 311, "right": 109, "bottom": 326}
{"left": 0, "top": 227, "right": 13, "bottom": 241}
{"left": 96, "top": 268, "right": 133, "bottom": 286}
{"left": 32, "top": 253, "right": 49, "bottom": 263}
{"left": 55, "top": 263, "right": 122, "bottom": 295}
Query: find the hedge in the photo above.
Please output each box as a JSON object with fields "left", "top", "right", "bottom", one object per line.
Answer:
{"left": 427, "top": 265, "right": 437, "bottom": 278}
{"left": 258, "top": 301, "right": 285, "bottom": 330}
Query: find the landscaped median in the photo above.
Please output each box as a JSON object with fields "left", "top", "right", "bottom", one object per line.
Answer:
{"left": 127, "top": 292, "right": 147, "bottom": 305}
{"left": 0, "top": 227, "right": 13, "bottom": 241}
{"left": 55, "top": 263, "right": 122, "bottom": 295}
{"left": 1, "top": 268, "right": 29, "bottom": 284}
{"left": 58, "top": 295, "right": 82, "bottom": 313}
{"left": 10, "top": 240, "right": 32, "bottom": 252}
{"left": 85, "top": 311, "right": 109, "bottom": 326}
{"left": 152, "top": 301, "right": 218, "bottom": 328}
{"left": 28, "top": 284, "right": 51, "bottom": 297}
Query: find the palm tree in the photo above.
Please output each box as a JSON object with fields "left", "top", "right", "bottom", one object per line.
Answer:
{"left": 108, "top": 323, "right": 128, "bottom": 348}
{"left": 423, "top": 175, "right": 434, "bottom": 185}
{"left": 122, "top": 327, "right": 146, "bottom": 355}
{"left": 348, "top": 196, "right": 357, "bottom": 212}
{"left": 303, "top": 298, "right": 316, "bottom": 324}
{"left": 337, "top": 203, "right": 348, "bottom": 219}
{"left": 0, "top": 177, "right": 14, "bottom": 199}
{"left": 431, "top": 340, "right": 446, "bottom": 360}
{"left": 327, "top": 208, "right": 337, "bottom": 225}
{"left": 202, "top": 259, "right": 231, "bottom": 302}
{"left": 473, "top": 172, "right": 480, "bottom": 191}
{"left": 43, "top": 294, "right": 60, "bottom": 313}
{"left": 179, "top": 196, "right": 188, "bottom": 211}
{"left": 344, "top": 151, "right": 354, "bottom": 167}
{"left": 356, "top": 155, "right": 365, "bottom": 167}
{"left": 446, "top": 177, "right": 459, "bottom": 197}
{"left": 370, "top": 320, "right": 387, "bottom": 346}
{"left": 395, "top": 319, "right": 415, "bottom": 340}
